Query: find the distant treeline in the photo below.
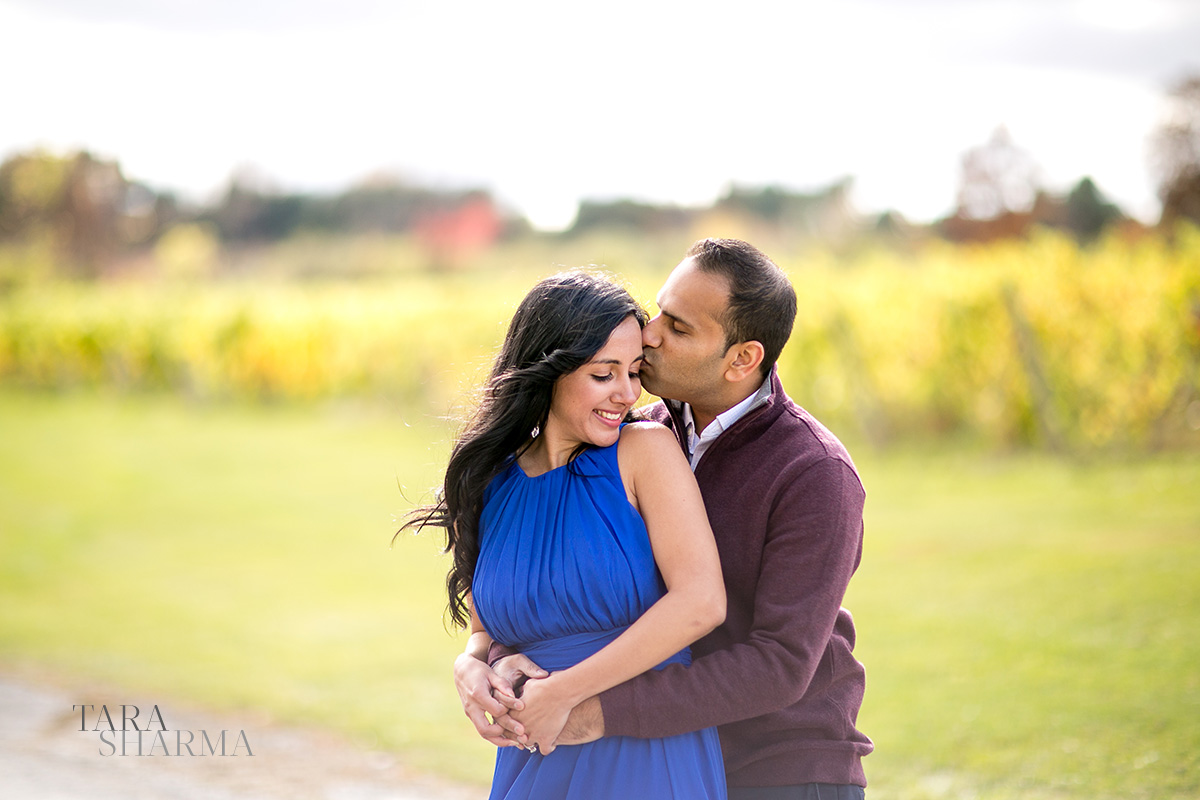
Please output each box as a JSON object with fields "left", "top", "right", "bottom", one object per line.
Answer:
{"left": 4, "top": 73, "right": 1200, "bottom": 280}
{"left": 0, "top": 147, "right": 1143, "bottom": 277}
{"left": 0, "top": 150, "right": 525, "bottom": 276}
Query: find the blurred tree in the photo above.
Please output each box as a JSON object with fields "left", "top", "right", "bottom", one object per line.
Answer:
{"left": 0, "top": 151, "right": 70, "bottom": 239}
{"left": 323, "top": 178, "right": 443, "bottom": 232}
{"left": 0, "top": 150, "right": 159, "bottom": 276}
{"left": 567, "top": 199, "right": 694, "bottom": 236}
{"left": 1149, "top": 74, "right": 1200, "bottom": 227}
{"left": 716, "top": 179, "right": 857, "bottom": 241}
{"left": 955, "top": 126, "right": 1042, "bottom": 220}
{"left": 202, "top": 171, "right": 521, "bottom": 248}
{"left": 566, "top": 180, "right": 858, "bottom": 243}
{"left": 868, "top": 209, "right": 927, "bottom": 253}
{"left": 63, "top": 153, "right": 125, "bottom": 269}
{"left": 205, "top": 177, "right": 304, "bottom": 241}
{"left": 1063, "top": 177, "right": 1124, "bottom": 243}
{"left": 939, "top": 128, "right": 1050, "bottom": 243}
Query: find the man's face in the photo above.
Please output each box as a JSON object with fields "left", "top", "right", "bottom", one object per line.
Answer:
{"left": 640, "top": 257, "right": 733, "bottom": 405}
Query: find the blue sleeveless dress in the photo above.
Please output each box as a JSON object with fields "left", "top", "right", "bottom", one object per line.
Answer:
{"left": 473, "top": 436, "right": 726, "bottom": 799}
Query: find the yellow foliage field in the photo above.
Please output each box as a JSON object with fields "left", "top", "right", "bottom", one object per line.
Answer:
{"left": 1, "top": 227, "right": 1198, "bottom": 451}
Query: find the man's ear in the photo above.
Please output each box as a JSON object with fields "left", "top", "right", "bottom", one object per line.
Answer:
{"left": 724, "top": 341, "right": 765, "bottom": 383}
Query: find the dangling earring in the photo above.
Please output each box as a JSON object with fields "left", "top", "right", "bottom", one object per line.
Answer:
{"left": 530, "top": 425, "right": 541, "bottom": 439}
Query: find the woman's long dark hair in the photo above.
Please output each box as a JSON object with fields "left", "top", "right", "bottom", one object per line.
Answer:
{"left": 400, "top": 271, "right": 648, "bottom": 628}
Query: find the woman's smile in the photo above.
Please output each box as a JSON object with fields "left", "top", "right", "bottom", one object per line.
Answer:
{"left": 595, "top": 409, "right": 624, "bottom": 426}
{"left": 541, "top": 317, "right": 645, "bottom": 463}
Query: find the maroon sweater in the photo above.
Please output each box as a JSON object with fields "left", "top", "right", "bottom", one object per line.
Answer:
{"left": 599, "top": 369, "right": 873, "bottom": 787}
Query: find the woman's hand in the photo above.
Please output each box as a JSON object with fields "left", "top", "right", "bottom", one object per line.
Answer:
{"left": 509, "top": 673, "right": 576, "bottom": 756}
{"left": 453, "top": 652, "right": 527, "bottom": 747}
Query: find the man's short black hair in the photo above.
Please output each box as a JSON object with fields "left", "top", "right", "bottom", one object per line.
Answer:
{"left": 685, "top": 238, "right": 797, "bottom": 378}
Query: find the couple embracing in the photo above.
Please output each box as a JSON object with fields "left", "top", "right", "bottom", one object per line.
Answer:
{"left": 406, "top": 239, "right": 872, "bottom": 799}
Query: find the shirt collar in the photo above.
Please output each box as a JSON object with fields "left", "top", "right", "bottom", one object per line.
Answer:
{"left": 680, "top": 374, "right": 773, "bottom": 446}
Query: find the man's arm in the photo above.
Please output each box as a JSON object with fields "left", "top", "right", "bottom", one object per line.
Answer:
{"left": 556, "top": 696, "right": 604, "bottom": 745}
{"left": 598, "top": 456, "right": 865, "bottom": 739}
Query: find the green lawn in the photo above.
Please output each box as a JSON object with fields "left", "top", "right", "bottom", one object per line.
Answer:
{"left": 848, "top": 447, "right": 1199, "bottom": 798}
{"left": 1, "top": 390, "right": 1197, "bottom": 797}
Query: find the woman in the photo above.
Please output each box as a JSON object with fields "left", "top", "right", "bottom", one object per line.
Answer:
{"left": 405, "top": 271, "right": 727, "bottom": 798}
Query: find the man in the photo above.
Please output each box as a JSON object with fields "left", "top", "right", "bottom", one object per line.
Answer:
{"left": 456, "top": 238, "right": 872, "bottom": 798}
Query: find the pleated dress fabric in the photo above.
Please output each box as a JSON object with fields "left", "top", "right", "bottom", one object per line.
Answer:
{"left": 473, "top": 436, "right": 726, "bottom": 799}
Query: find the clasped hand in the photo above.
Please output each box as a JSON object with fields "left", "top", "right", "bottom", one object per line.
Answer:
{"left": 453, "top": 652, "right": 544, "bottom": 747}
{"left": 456, "top": 653, "right": 605, "bottom": 755}
{"left": 507, "top": 671, "right": 574, "bottom": 755}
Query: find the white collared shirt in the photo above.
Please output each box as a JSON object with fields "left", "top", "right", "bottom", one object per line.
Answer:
{"left": 679, "top": 376, "right": 772, "bottom": 469}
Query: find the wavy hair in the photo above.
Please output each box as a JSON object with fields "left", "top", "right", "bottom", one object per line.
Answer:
{"left": 399, "top": 271, "right": 648, "bottom": 628}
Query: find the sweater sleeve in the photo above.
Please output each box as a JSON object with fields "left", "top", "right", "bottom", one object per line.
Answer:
{"left": 486, "top": 639, "right": 518, "bottom": 668}
{"left": 598, "top": 456, "right": 865, "bottom": 738}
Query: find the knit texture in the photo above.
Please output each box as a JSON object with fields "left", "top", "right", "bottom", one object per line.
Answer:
{"left": 599, "top": 370, "right": 873, "bottom": 787}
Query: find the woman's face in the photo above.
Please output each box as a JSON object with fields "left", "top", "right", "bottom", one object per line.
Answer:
{"left": 545, "top": 316, "right": 644, "bottom": 451}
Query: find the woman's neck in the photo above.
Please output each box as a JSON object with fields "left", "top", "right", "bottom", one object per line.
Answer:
{"left": 518, "top": 424, "right": 578, "bottom": 475}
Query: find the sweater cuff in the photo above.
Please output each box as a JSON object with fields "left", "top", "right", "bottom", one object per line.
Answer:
{"left": 598, "top": 679, "right": 642, "bottom": 738}
{"left": 486, "top": 640, "right": 518, "bottom": 668}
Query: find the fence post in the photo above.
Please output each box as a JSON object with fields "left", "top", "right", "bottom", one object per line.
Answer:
{"left": 1001, "top": 282, "right": 1067, "bottom": 452}
{"left": 830, "top": 310, "right": 891, "bottom": 449}
{"left": 1150, "top": 292, "right": 1200, "bottom": 450}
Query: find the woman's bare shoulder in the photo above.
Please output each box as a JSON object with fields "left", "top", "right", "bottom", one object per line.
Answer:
{"left": 618, "top": 421, "right": 684, "bottom": 462}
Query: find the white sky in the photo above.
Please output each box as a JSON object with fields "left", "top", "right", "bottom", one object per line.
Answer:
{"left": 2, "top": 0, "right": 1197, "bottom": 230}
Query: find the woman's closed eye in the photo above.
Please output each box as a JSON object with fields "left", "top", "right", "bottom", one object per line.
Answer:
{"left": 591, "top": 371, "right": 640, "bottom": 383}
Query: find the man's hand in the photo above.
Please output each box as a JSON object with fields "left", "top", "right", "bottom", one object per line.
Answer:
{"left": 556, "top": 696, "right": 605, "bottom": 746}
{"left": 453, "top": 652, "right": 532, "bottom": 747}
{"left": 498, "top": 693, "right": 604, "bottom": 751}
{"left": 493, "top": 653, "right": 549, "bottom": 697}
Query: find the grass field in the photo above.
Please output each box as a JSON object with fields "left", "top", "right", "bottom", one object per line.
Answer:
{"left": 1, "top": 390, "right": 1197, "bottom": 798}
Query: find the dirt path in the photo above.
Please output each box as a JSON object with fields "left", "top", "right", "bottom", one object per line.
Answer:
{"left": 0, "top": 673, "right": 478, "bottom": 799}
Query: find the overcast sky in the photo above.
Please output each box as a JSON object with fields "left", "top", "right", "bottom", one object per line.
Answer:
{"left": 2, "top": 0, "right": 1198, "bottom": 229}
